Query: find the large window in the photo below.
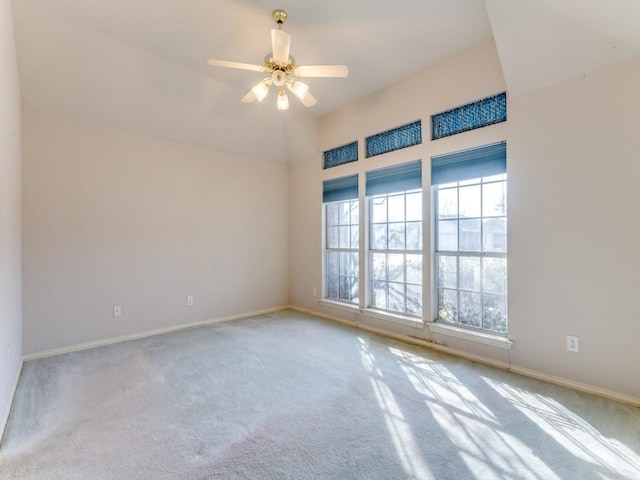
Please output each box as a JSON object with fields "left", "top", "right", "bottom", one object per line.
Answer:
{"left": 323, "top": 175, "right": 359, "bottom": 304}
{"left": 432, "top": 143, "right": 507, "bottom": 334}
{"left": 366, "top": 161, "right": 422, "bottom": 316}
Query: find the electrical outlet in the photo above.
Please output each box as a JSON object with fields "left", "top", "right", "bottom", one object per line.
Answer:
{"left": 187, "top": 296, "right": 194, "bottom": 306}
{"left": 113, "top": 306, "right": 122, "bottom": 317}
{"left": 313, "top": 288, "right": 317, "bottom": 297}
{"left": 567, "top": 335, "right": 579, "bottom": 353}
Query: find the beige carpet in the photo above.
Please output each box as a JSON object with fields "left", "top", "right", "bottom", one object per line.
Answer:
{"left": 1, "top": 310, "right": 639, "bottom": 479}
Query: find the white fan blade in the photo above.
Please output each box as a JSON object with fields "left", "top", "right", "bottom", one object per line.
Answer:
{"left": 299, "top": 90, "right": 317, "bottom": 107}
{"left": 208, "top": 59, "right": 265, "bottom": 72}
{"left": 241, "top": 89, "right": 257, "bottom": 103}
{"left": 294, "top": 65, "right": 349, "bottom": 78}
{"left": 271, "top": 29, "right": 291, "bottom": 64}
{"left": 286, "top": 83, "right": 317, "bottom": 107}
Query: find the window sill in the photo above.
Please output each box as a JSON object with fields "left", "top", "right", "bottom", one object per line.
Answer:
{"left": 362, "top": 308, "right": 424, "bottom": 329}
{"left": 427, "top": 322, "right": 513, "bottom": 350}
{"left": 319, "top": 299, "right": 360, "bottom": 314}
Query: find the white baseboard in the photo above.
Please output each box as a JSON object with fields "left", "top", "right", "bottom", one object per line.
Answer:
{"left": 1, "top": 358, "right": 23, "bottom": 446}
{"left": 508, "top": 365, "right": 640, "bottom": 408}
{"left": 288, "top": 305, "right": 510, "bottom": 370}
{"left": 289, "top": 305, "right": 640, "bottom": 408}
{"left": 20, "top": 304, "right": 640, "bottom": 408}
{"left": 23, "top": 306, "right": 288, "bottom": 361}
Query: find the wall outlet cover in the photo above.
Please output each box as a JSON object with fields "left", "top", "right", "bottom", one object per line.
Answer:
{"left": 567, "top": 335, "right": 579, "bottom": 353}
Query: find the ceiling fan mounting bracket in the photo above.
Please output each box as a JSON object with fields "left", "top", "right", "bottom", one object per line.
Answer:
{"left": 264, "top": 57, "right": 295, "bottom": 74}
{"left": 272, "top": 10, "right": 287, "bottom": 27}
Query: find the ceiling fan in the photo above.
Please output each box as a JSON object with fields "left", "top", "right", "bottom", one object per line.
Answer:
{"left": 207, "top": 9, "right": 349, "bottom": 111}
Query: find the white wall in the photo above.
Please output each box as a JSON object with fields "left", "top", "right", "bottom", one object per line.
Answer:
{"left": 507, "top": 54, "right": 640, "bottom": 398}
{"left": 289, "top": 39, "right": 640, "bottom": 400}
{"left": 0, "top": 0, "right": 22, "bottom": 436}
{"left": 22, "top": 111, "right": 289, "bottom": 354}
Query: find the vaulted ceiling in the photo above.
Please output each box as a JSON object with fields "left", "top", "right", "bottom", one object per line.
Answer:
{"left": 11, "top": 0, "right": 640, "bottom": 163}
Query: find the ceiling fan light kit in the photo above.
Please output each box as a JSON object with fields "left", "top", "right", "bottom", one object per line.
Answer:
{"left": 208, "top": 9, "right": 348, "bottom": 111}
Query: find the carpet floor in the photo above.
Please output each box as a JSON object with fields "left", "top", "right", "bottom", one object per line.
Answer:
{"left": 1, "top": 310, "right": 639, "bottom": 479}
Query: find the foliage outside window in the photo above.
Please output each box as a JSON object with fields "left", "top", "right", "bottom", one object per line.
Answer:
{"left": 435, "top": 174, "right": 507, "bottom": 333}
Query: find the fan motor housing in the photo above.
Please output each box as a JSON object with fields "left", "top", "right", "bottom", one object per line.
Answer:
{"left": 272, "top": 70, "right": 286, "bottom": 86}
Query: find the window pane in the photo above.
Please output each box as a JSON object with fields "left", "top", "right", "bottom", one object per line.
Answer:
{"left": 438, "top": 255, "right": 457, "bottom": 289}
{"left": 350, "top": 252, "right": 359, "bottom": 277}
{"left": 483, "top": 294, "right": 507, "bottom": 333}
{"left": 339, "top": 276, "right": 349, "bottom": 300}
{"left": 349, "top": 277, "right": 359, "bottom": 303}
{"left": 350, "top": 200, "right": 359, "bottom": 225}
{"left": 327, "top": 252, "right": 338, "bottom": 277}
{"left": 483, "top": 257, "right": 506, "bottom": 294}
{"left": 327, "top": 203, "right": 339, "bottom": 226}
{"left": 483, "top": 218, "right": 507, "bottom": 253}
{"left": 438, "top": 289, "right": 457, "bottom": 323}
{"left": 327, "top": 276, "right": 339, "bottom": 298}
{"left": 372, "top": 281, "right": 387, "bottom": 309}
{"left": 340, "top": 277, "right": 357, "bottom": 302}
{"left": 340, "top": 252, "right": 351, "bottom": 276}
{"left": 459, "top": 184, "right": 481, "bottom": 218}
{"left": 438, "top": 220, "right": 458, "bottom": 251}
{"left": 483, "top": 173, "right": 506, "bottom": 183}
{"left": 388, "top": 282, "right": 404, "bottom": 312}
{"left": 406, "top": 192, "right": 422, "bottom": 221}
{"left": 371, "top": 224, "right": 387, "bottom": 250}
{"left": 406, "top": 284, "right": 422, "bottom": 315}
{"left": 388, "top": 194, "right": 405, "bottom": 222}
{"left": 438, "top": 188, "right": 457, "bottom": 217}
{"left": 339, "top": 202, "right": 350, "bottom": 225}
{"left": 459, "top": 256, "right": 481, "bottom": 291}
{"left": 388, "top": 223, "right": 405, "bottom": 250}
{"left": 406, "top": 254, "right": 422, "bottom": 285}
{"left": 406, "top": 221, "right": 422, "bottom": 250}
{"left": 483, "top": 181, "right": 506, "bottom": 217}
{"left": 327, "top": 226, "right": 338, "bottom": 249}
{"left": 371, "top": 253, "right": 387, "bottom": 281}
{"left": 460, "top": 178, "right": 480, "bottom": 186}
{"left": 459, "top": 291, "right": 482, "bottom": 328}
{"left": 339, "top": 226, "right": 349, "bottom": 248}
{"left": 350, "top": 226, "right": 359, "bottom": 249}
{"left": 388, "top": 254, "right": 405, "bottom": 283}
{"left": 372, "top": 197, "right": 387, "bottom": 223}
{"left": 459, "top": 219, "right": 481, "bottom": 252}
